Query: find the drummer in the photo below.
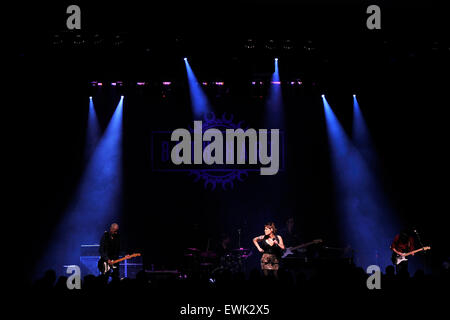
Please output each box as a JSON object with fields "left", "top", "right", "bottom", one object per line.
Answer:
{"left": 216, "top": 233, "right": 231, "bottom": 260}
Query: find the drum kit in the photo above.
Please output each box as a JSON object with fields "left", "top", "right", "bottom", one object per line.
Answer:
{"left": 217, "top": 248, "right": 252, "bottom": 275}
{"left": 182, "top": 247, "right": 252, "bottom": 277}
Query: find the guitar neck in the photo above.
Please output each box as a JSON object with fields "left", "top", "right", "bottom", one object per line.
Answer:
{"left": 111, "top": 256, "right": 136, "bottom": 265}
{"left": 405, "top": 247, "right": 426, "bottom": 257}
{"left": 291, "top": 241, "right": 315, "bottom": 250}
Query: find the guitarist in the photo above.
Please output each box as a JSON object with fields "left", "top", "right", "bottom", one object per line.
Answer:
{"left": 390, "top": 229, "right": 414, "bottom": 275}
{"left": 280, "top": 217, "right": 302, "bottom": 250}
{"left": 99, "top": 223, "right": 121, "bottom": 281}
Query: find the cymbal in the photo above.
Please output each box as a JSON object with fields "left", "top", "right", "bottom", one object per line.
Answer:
{"left": 232, "top": 248, "right": 250, "bottom": 252}
{"left": 200, "top": 251, "right": 217, "bottom": 258}
{"left": 186, "top": 247, "right": 200, "bottom": 252}
{"left": 183, "top": 253, "right": 195, "bottom": 257}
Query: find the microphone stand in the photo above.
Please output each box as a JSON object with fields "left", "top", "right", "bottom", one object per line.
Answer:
{"left": 413, "top": 228, "right": 426, "bottom": 249}
{"left": 237, "top": 228, "right": 244, "bottom": 272}
{"left": 237, "top": 229, "right": 241, "bottom": 249}
{"left": 413, "top": 228, "right": 428, "bottom": 273}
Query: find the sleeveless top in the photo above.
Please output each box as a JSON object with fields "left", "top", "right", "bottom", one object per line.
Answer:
{"left": 260, "top": 235, "right": 282, "bottom": 256}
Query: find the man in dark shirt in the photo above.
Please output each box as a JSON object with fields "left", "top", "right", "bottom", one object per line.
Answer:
{"left": 391, "top": 230, "right": 414, "bottom": 275}
{"left": 216, "top": 233, "right": 231, "bottom": 259}
{"left": 99, "top": 223, "right": 121, "bottom": 281}
{"left": 280, "top": 217, "right": 302, "bottom": 252}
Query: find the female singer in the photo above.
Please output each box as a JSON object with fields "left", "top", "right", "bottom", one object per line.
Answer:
{"left": 252, "top": 222, "right": 285, "bottom": 278}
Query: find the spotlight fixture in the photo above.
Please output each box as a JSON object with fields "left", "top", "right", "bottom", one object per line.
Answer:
{"left": 92, "top": 33, "right": 103, "bottom": 46}
{"left": 265, "top": 39, "right": 276, "bottom": 50}
{"left": 113, "top": 33, "right": 125, "bottom": 47}
{"left": 303, "top": 40, "right": 316, "bottom": 52}
{"left": 431, "top": 41, "right": 440, "bottom": 51}
{"left": 52, "top": 33, "right": 63, "bottom": 46}
{"left": 282, "top": 39, "right": 294, "bottom": 50}
{"left": 244, "top": 39, "right": 256, "bottom": 49}
{"left": 73, "top": 33, "right": 86, "bottom": 46}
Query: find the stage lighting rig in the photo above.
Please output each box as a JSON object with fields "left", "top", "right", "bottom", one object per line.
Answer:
{"left": 110, "top": 81, "right": 123, "bottom": 87}
{"left": 282, "top": 39, "right": 294, "bottom": 50}
{"left": 52, "top": 33, "right": 63, "bottom": 47}
{"left": 244, "top": 39, "right": 256, "bottom": 49}
{"left": 303, "top": 39, "right": 316, "bottom": 52}
{"left": 73, "top": 33, "right": 87, "bottom": 47}
{"left": 92, "top": 33, "right": 104, "bottom": 47}
{"left": 112, "top": 33, "right": 126, "bottom": 47}
{"left": 265, "top": 39, "right": 277, "bottom": 50}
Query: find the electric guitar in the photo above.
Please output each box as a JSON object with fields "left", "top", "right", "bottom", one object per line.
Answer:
{"left": 98, "top": 253, "right": 141, "bottom": 274}
{"left": 391, "top": 246, "right": 431, "bottom": 265}
{"left": 282, "top": 239, "right": 323, "bottom": 258}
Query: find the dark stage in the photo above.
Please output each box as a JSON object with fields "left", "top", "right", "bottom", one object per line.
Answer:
{"left": 13, "top": 0, "right": 450, "bottom": 316}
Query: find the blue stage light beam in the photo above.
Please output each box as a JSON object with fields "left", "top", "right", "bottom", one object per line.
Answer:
{"left": 35, "top": 97, "right": 124, "bottom": 278}
{"left": 323, "top": 95, "right": 397, "bottom": 270}
{"left": 352, "top": 95, "right": 376, "bottom": 169}
{"left": 184, "top": 58, "right": 211, "bottom": 118}
{"left": 85, "top": 97, "right": 101, "bottom": 161}
{"left": 265, "top": 58, "right": 284, "bottom": 128}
